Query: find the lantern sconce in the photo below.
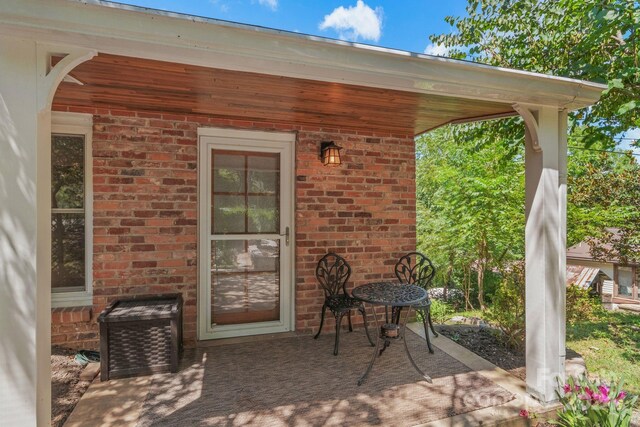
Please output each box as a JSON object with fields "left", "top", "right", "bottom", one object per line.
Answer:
{"left": 320, "top": 141, "right": 343, "bottom": 166}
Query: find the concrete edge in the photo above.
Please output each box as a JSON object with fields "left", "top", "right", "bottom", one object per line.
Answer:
{"left": 63, "top": 376, "right": 152, "bottom": 427}
{"left": 407, "top": 323, "right": 560, "bottom": 427}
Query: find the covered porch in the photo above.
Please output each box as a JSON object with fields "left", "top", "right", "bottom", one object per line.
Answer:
{"left": 0, "top": 0, "right": 604, "bottom": 425}
{"left": 64, "top": 326, "right": 543, "bottom": 426}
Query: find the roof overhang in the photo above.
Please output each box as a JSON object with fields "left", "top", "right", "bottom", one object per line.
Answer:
{"left": 0, "top": 0, "right": 606, "bottom": 132}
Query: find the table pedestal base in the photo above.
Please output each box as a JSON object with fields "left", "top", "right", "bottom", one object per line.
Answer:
{"left": 357, "top": 305, "right": 433, "bottom": 386}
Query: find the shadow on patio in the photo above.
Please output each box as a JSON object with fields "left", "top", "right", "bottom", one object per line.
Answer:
{"left": 66, "top": 327, "right": 528, "bottom": 426}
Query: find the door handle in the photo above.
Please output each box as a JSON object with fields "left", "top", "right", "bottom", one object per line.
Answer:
{"left": 280, "top": 226, "right": 290, "bottom": 246}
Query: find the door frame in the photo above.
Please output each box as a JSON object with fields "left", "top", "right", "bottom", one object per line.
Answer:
{"left": 197, "top": 127, "right": 296, "bottom": 340}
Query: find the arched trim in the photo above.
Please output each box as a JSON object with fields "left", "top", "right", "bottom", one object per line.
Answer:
{"left": 513, "top": 103, "right": 541, "bottom": 152}
{"left": 36, "top": 44, "right": 96, "bottom": 112}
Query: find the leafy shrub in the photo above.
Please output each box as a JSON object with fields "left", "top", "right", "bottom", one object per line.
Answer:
{"left": 485, "top": 263, "right": 525, "bottom": 351}
{"left": 566, "top": 285, "right": 603, "bottom": 324}
{"left": 429, "top": 300, "right": 453, "bottom": 324}
{"left": 553, "top": 375, "right": 638, "bottom": 427}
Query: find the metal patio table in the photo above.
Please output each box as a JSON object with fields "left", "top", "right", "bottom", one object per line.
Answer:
{"left": 352, "top": 281, "right": 433, "bottom": 386}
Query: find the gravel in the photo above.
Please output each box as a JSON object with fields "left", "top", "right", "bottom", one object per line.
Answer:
{"left": 51, "top": 346, "right": 92, "bottom": 427}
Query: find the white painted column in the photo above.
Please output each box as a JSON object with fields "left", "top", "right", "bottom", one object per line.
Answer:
{"left": 522, "top": 105, "right": 568, "bottom": 402}
{"left": 0, "top": 36, "right": 94, "bottom": 426}
{"left": 0, "top": 35, "right": 50, "bottom": 426}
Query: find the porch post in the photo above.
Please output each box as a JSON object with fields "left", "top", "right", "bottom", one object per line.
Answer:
{"left": 0, "top": 35, "right": 49, "bottom": 426}
{"left": 521, "top": 105, "right": 568, "bottom": 402}
{"left": 0, "top": 35, "right": 95, "bottom": 425}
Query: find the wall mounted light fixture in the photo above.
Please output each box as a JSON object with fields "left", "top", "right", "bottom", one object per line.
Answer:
{"left": 320, "top": 141, "right": 342, "bottom": 166}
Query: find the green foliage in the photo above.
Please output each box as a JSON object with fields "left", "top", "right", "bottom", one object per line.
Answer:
{"left": 552, "top": 375, "right": 638, "bottom": 427}
{"left": 567, "top": 147, "right": 640, "bottom": 262}
{"left": 430, "top": 0, "right": 640, "bottom": 147}
{"left": 416, "top": 127, "right": 525, "bottom": 310}
{"left": 484, "top": 263, "right": 525, "bottom": 350}
{"left": 429, "top": 300, "right": 454, "bottom": 324}
{"left": 418, "top": 0, "right": 640, "bottom": 301}
{"left": 566, "top": 285, "right": 603, "bottom": 325}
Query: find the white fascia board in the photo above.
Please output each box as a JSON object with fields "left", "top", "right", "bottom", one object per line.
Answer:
{"left": 0, "top": 0, "right": 605, "bottom": 110}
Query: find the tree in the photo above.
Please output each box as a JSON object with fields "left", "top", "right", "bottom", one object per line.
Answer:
{"left": 417, "top": 126, "right": 525, "bottom": 310}
{"left": 568, "top": 147, "right": 640, "bottom": 263}
{"left": 430, "top": 0, "right": 640, "bottom": 148}
{"left": 425, "top": 0, "right": 640, "bottom": 263}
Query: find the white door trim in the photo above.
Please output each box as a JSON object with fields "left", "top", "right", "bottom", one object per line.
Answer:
{"left": 197, "top": 127, "right": 296, "bottom": 340}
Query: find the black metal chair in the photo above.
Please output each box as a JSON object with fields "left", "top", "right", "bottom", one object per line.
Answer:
{"left": 394, "top": 252, "right": 438, "bottom": 353}
{"left": 314, "top": 253, "right": 374, "bottom": 355}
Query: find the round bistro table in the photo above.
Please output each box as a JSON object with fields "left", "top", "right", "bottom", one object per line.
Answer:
{"left": 352, "top": 281, "right": 433, "bottom": 386}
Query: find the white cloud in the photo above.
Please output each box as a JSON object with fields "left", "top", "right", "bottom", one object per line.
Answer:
{"left": 209, "top": 0, "right": 230, "bottom": 13}
{"left": 423, "top": 43, "right": 449, "bottom": 57}
{"left": 258, "top": 0, "right": 277, "bottom": 10}
{"left": 319, "top": 1, "right": 383, "bottom": 42}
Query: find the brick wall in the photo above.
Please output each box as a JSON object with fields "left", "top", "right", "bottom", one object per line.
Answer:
{"left": 51, "top": 106, "right": 416, "bottom": 348}
{"left": 295, "top": 131, "right": 417, "bottom": 333}
{"left": 51, "top": 306, "right": 93, "bottom": 348}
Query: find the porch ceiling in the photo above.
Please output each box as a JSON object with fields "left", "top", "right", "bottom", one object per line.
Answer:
{"left": 53, "top": 54, "right": 515, "bottom": 135}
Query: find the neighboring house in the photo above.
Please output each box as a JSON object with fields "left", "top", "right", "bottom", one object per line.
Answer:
{"left": 0, "top": 0, "right": 604, "bottom": 422}
{"left": 567, "top": 239, "right": 639, "bottom": 305}
{"left": 566, "top": 264, "right": 610, "bottom": 293}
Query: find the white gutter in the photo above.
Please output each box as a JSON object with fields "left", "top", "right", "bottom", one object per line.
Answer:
{"left": 0, "top": 0, "right": 605, "bottom": 110}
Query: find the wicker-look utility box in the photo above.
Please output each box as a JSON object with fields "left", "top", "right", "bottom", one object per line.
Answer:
{"left": 98, "top": 294, "right": 183, "bottom": 381}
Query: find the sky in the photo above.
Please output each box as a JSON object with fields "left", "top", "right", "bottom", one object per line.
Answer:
{"left": 113, "top": 0, "right": 469, "bottom": 55}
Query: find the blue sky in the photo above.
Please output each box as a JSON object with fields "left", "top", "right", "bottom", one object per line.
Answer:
{"left": 115, "top": 0, "right": 468, "bottom": 54}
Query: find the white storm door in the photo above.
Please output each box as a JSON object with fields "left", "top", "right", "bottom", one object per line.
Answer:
{"left": 198, "top": 128, "right": 295, "bottom": 340}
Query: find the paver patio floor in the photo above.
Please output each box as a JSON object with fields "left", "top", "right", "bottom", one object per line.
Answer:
{"left": 65, "top": 325, "right": 546, "bottom": 426}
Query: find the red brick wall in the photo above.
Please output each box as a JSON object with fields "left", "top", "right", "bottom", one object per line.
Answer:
{"left": 295, "top": 132, "right": 417, "bottom": 332}
{"left": 51, "top": 306, "right": 93, "bottom": 348}
{"left": 51, "top": 106, "right": 416, "bottom": 349}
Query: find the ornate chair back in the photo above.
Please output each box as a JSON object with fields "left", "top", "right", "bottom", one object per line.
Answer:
{"left": 394, "top": 252, "right": 435, "bottom": 290}
{"left": 316, "top": 253, "right": 351, "bottom": 298}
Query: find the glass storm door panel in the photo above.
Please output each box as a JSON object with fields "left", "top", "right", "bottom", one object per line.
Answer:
{"left": 211, "top": 151, "right": 281, "bottom": 326}
{"left": 617, "top": 266, "right": 633, "bottom": 297}
{"left": 198, "top": 130, "right": 294, "bottom": 340}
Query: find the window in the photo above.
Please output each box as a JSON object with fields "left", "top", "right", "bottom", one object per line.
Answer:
{"left": 614, "top": 264, "right": 638, "bottom": 301}
{"left": 51, "top": 112, "right": 93, "bottom": 307}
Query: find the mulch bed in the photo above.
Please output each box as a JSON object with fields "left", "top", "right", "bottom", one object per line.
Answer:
{"left": 51, "top": 346, "right": 92, "bottom": 427}
{"left": 437, "top": 324, "right": 527, "bottom": 381}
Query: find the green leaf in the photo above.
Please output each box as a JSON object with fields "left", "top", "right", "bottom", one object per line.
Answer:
{"left": 617, "top": 101, "right": 637, "bottom": 115}
{"left": 608, "top": 79, "right": 624, "bottom": 90}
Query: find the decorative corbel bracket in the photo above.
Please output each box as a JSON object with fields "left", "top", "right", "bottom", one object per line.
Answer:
{"left": 36, "top": 44, "right": 97, "bottom": 112}
{"left": 512, "top": 103, "right": 541, "bottom": 153}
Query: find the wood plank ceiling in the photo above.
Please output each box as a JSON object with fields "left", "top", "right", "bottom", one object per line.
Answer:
{"left": 53, "top": 53, "right": 514, "bottom": 135}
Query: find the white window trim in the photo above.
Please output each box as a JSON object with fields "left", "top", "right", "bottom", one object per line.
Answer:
{"left": 51, "top": 112, "right": 93, "bottom": 308}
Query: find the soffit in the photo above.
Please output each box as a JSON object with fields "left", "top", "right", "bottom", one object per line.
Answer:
{"left": 53, "top": 54, "right": 515, "bottom": 134}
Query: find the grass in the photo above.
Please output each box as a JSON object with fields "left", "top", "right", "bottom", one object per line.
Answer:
{"left": 566, "top": 309, "right": 640, "bottom": 395}
{"left": 448, "top": 305, "right": 640, "bottom": 396}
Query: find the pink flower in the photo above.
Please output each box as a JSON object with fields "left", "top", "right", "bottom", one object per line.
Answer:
{"left": 519, "top": 409, "right": 529, "bottom": 418}
{"left": 563, "top": 384, "right": 572, "bottom": 394}
{"left": 596, "top": 392, "right": 610, "bottom": 404}
{"left": 582, "top": 387, "right": 595, "bottom": 401}
{"left": 598, "top": 385, "right": 610, "bottom": 396}
{"left": 616, "top": 391, "right": 627, "bottom": 401}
